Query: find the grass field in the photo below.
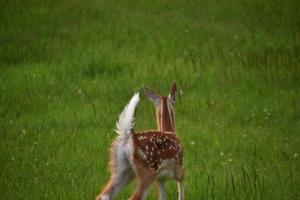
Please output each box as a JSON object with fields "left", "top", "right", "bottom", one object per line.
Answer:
{"left": 1, "top": 0, "right": 299, "bottom": 199}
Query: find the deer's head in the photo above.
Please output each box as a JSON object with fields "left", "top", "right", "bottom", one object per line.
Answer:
{"left": 143, "top": 81, "right": 178, "bottom": 132}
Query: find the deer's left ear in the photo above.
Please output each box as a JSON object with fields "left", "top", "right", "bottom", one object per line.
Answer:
{"left": 169, "top": 81, "right": 178, "bottom": 104}
{"left": 143, "top": 85, "right": 161, "bottom": 107}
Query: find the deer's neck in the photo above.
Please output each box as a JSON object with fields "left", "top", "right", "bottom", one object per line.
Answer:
{"left": 156, "top": 98, "right": 175, "bottom": 132}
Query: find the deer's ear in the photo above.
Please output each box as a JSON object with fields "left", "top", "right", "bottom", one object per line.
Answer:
{"left": 143, "top": 85, "right": 161, "bottom": 106}
{"left": 169, "top": 81, "right": 178, "bottom": 104}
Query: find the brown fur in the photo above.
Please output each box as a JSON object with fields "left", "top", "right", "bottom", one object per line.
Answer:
{"left": 132, "top": 131, "right": 183, "bottom": 172}
{"left": 156, "top": 97, "right": 175, "bottom": 132}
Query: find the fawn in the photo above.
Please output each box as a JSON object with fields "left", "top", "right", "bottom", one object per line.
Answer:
{"left": 97, "top": 82, "right": 184, "bottom": 200}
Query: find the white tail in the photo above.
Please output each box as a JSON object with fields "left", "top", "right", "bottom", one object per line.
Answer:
{"left": 116, "top": 93, "right": 140, "bottom": 139}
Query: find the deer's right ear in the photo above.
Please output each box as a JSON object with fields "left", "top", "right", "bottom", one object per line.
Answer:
{"left": 143, "top": 85, "right": 161, "bottom": 106}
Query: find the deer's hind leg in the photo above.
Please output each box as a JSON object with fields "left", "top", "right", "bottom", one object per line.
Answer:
{"left": 130, "top": 163, "right": 155, "bottom": 200}
{"left": 97, "top": 141, "right": 134, "bottom": 200}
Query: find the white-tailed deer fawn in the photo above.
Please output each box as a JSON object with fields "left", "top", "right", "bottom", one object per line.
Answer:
{"left": 97, "top": 82, "right": 184, "bottom": 200}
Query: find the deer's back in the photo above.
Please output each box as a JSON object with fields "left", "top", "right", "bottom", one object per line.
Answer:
{"left": 132, "top": 131, "right": 183, "bottom": 173}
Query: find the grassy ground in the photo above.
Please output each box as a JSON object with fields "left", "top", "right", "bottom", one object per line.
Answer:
{"left": 1, "top": 0, "right": 299, "bottom": 199}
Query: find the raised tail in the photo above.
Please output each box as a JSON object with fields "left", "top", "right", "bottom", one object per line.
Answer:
{"left": 115, "top": 93, "right": 140, "bottom": 139}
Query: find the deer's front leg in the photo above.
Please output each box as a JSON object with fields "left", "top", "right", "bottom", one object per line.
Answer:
{"left": 176, "top": 164, "right": 184, "bottom": 200}
{"left": 157, "top": 180, "right": 167, "bottom": 200}
{"left": 177, "top": 181, "right": 184, "bottom": 200}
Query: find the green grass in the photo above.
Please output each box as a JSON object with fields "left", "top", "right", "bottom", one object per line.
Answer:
{"left": 1, "top": 0, "right": 299, "bottom": 199}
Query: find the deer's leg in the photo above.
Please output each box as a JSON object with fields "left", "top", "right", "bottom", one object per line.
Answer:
{"left": 97, "top": 167, "right": 134, "bottom": 200}
{"left": 175, "top": 165, "right": 184, "bottom": 200}
{"left": 157, "top": 180, "right": 167, "bottom": 200}
{"left": 97, "top": 142, "right": 134, "bottom": 200}
{"left": 130, "top": 164, "right": 155, "bottom": 200}
{"left": 130, "top": 178, "right": 154, "bottom": 200}
{"left": 177, "top": 181, "right": 184, "bottom": 200}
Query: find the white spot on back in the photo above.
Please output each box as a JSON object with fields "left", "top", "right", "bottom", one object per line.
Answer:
{"left": 137, "top": 148, "right": 147, "bottom": 160}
